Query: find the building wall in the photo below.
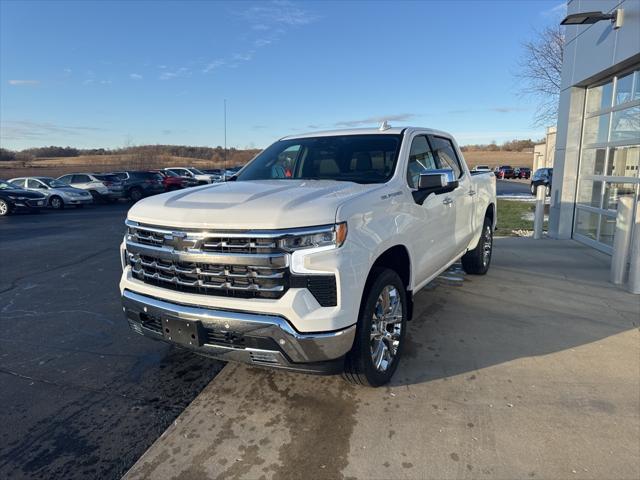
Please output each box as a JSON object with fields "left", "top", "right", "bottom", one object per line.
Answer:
{"left": 533, "top": 126, "right": 557, "bottom": 171}
{"left": 549, "top": 0, "right": 640, "bottom": 241}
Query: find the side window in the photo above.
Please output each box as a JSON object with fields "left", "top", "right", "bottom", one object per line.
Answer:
{"left": 12, "top": 179, "right": 26, "bottom": 187}
{"left": 27, "top": 179, "right": 43, "bottom": 188}
{"left": 58, "top": 175, "right": 72, "bottom": 184}
{"left": 430, "top": 136, "right": 462, "bottom": 178}
{"left": 72, "top": 174, "right": 90, "bottom": 183}
{"left": 406, "top": 135, "right": 436, "bottom": 189}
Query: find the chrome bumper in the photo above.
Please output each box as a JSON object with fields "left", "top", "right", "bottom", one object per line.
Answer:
{"left": 121, "top": 290, "right": 355, "bottom": 373}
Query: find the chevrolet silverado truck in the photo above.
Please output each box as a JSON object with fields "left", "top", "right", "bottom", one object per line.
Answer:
{"left": 119, "top": 126, "right": 496, "bottom": 386}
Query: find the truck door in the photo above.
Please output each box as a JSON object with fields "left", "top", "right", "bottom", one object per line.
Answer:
{"left": 429, "top": 135, "right": 476, "bottom": 257}
{"left": 405, "top": 134, "right": 456, "bottom": 283}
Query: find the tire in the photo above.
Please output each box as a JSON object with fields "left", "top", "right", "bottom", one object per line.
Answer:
{"left": 88, "top": 190, "right": 101, "bottom": 202}
{"left": 129, "top": 187, "right": 143, "bottom": 202}
{"left": 461, "top": 216, "right": 493, "bottom": 275}
{"left": 343, "top": 268, "right": 407, "bottom": 387}
{"left": 530, "top": 184, "right": 536, "bottom": 195}
{"left": 49, "top": 195, "right": 64, "bottom": 210}
{"left": 0, "top": 199, "right": 11, "bottom": 216}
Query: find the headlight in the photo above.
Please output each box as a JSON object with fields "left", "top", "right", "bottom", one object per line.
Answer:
{"left": 7, "top": 195, "right": 27, "bottom": 200}
{"left": 279, "top": 223, "right": 347, "bottom": 251}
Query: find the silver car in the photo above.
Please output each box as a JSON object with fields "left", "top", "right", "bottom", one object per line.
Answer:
{"left": 9, "top": 176, "right": 93, "bottom": 209}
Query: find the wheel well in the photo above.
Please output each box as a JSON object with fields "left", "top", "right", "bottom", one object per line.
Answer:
{"left": 49, "top": 195, "right": 62, "bottom": 204}
{"left": 367, "top": 245, "right": 413, "bottom": 320}
{"left": 486, "top": 203, "right": 495, "bottom": 227}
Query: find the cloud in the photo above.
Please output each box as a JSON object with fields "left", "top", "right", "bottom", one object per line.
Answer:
{"left": 491, "top": 106, "right": 526, "bottom": 113}
{"left": 203, "top": 60, "right": 225, "bottom": 73}
{"left": 238, "top": 1, "right": 319, "bottom": 27}
{"left": 542, "top": 2, "right": 566, "bottom": 18}
{"left": 8, "top": 80, "right": 40, "bottom": 86}
{"left": 129, "top": 73, "right": 143, "bottom": 80}
{"left": 447, "top": 106, "right": 526, "bottom": 114}
{"left": 159, "top": 67, "right": 191, "bottom": 80}
{"left": 233, "top": 52, "right": 253, "bottom": 62}
{"left": 0, "top": 120, "right": 104, "bottom": 140}
{"left": 334, "top": 113, "right": 416, "bottom": 127}
{"left": 254, "top": 38, "right": 272, "bottom": 47}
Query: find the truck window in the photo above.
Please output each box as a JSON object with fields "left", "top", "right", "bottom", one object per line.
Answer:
{"left": 430, "top": 136, "right": 462, "bottom": 178}
{"left": 406, "top": 135, "right": 436, "bottom": 189}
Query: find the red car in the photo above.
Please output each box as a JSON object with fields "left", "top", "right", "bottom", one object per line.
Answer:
{"left": 151, "top": 170, "right": 193, "bottom": 191}
{"left": 494, "top": 165, "right": 515, "bottom": 179}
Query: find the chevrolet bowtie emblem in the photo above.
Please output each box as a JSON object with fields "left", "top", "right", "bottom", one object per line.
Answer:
{"left": 163, "top": 232, "right": 194, "bottom": 250}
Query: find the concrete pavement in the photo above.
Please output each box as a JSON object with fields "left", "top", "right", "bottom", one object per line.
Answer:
{"left": 124, "top": 238, "right": 640, "bottom": 480}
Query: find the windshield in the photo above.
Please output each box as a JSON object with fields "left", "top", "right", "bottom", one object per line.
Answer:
{"left": 41, "top": 178, "right": 67, "bottom": 188}
{"left": 0, "top": 180, "right": 19, "bottom": 190}
{"left": 189, "top": 168, "right": 204, "bottom": 175}
{"left": 236, "top": 134, "right": 402, "bottom": 184}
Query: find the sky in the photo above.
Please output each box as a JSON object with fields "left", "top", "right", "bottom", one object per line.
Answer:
{"left": 0, "top": 0, "right": 567, "bottom": 151}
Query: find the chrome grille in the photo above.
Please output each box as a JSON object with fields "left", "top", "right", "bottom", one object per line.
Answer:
{"left": 125, "top": 220, "right": 289, "bottom": 299}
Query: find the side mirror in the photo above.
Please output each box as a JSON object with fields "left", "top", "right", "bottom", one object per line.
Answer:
{"left": 413, "top": 168, "right": 459, "bottom": 205}
{"left": 418, "top": 168, "right": 458, "bottom": 191}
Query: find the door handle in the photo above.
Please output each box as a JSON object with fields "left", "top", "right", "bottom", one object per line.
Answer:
{"left": 442, "top": 197, "right": 454, "bottom": 205}
{"left": 468, "top": 189, "right": 476, "bottom": 196}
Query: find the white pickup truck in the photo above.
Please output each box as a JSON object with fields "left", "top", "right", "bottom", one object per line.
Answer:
{"left": 119, "top": 126, "right": 496, "bottom": 386}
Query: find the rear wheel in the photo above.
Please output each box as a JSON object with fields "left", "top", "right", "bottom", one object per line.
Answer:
{"left": 343, "top": 268, "right": 407, "bottom": 387}
{"left": 530, "top": 184, "right": 536, "bottom": 195}
{"left": 129, "top": 187, "right": 143, "bottom": 202}
{"left": 461, "top": 216, "right": 493, "bottom": 275}
{"left": 49, "top": 195, "right": 64, "bottom": 209}
{"left": 545, "top": 185, "right": 550, "bottom": 197}
{"left": 0, "top": 199, "right": 10, "bottom": 216}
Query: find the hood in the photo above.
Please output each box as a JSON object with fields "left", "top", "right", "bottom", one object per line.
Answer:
{"left": 127, "top": 179, "right": 380, "bottom": 229}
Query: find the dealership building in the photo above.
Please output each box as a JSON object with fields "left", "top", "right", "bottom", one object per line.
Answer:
{"left": 549, "top": 0, "right": 639, "bottom": 256}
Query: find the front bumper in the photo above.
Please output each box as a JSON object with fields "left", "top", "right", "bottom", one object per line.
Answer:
{"left": 12, "top": 198, "right": 46, "bottom": 209}
{"left": 65, "top": 196, "right": 93, "bottom": 205}
{"left": 122, "top": 289, "right": 356, "bottom": 374}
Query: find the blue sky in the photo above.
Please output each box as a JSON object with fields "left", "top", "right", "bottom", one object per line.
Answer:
{"left": 0, "top": 0, "right": 566, "bottom": 150}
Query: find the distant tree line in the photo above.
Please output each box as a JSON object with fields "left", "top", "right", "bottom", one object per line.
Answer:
{"left": 460, "top": 138, "right": 542, "bottom": 152}
{"left": 0, "top": 144, "right": 261, "bottom": 163}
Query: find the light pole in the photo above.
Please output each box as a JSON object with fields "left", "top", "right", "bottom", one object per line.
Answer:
{"left": 224, "top": 99, "right": 227, "bottom": 171}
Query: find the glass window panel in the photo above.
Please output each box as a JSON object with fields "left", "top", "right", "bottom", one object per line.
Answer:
{"left": 586, "top": 81, "right": 613, "bottom": 114}
{"left": 579, "top": 148, "right": 607, "bottom": 176}
{"left": 610, "top": 106, "right": 640, "bottom": 142}
{"left": 575, "top": 209, "right": 599, "bottom": 240}
{"left": 598, "top": 215, "right": 616, "bottom": 246}
{"left": 607, "top": 146, "right": 640, "bottom": 177}
{"left": 603, "top": 183, "right": 637, "bottom": 211}
{"left": 634, "top": 71, "right": 640, "bottom": 101}
{"left": 583, "top": 113, "right": 610, "bottom": 144}
{"left": 615, "top": 72, "right": 634, "bottom": 105}
{"left": 577, "top": 179, "right": 603, "bottom": 207}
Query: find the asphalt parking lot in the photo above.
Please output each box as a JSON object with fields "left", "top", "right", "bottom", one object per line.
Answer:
{"left": 0, "top": 204, "right": 224, "bottom": 480}
{"left": 496, "top": 178, "right": 531, "bottom": 196}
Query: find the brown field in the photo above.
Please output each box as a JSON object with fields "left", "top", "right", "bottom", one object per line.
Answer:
{"left": 0, "top": 150, "right": 533, "bottom": 180}
{"left": 462, "top": 150, "right": 532, "bottom": 169}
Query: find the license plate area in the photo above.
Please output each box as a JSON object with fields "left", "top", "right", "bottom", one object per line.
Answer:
{"left": 162, "top": 317, "right": 203, "bottom": 347}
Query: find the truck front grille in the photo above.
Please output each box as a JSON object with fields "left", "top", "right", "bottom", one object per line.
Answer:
{"left": 125, "top": 220, "right": 337, "bottom": 305}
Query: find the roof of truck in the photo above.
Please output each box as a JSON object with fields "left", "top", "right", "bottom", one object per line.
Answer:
{"left": 280, "top": 126, "right": 452, "bottom": 140}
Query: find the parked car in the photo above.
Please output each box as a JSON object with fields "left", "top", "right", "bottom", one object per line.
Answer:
{"left": 120, "top": 126, "right": 497, "bottom": 387}
{"left": 163, "top": 167, "right": 214, "bottom": 185}
{"left": 0, "top": 179, "right": 47, "bottom": 216}
{"left": 472, "top": 165, "right": 491, "bottom": 173}
{"left": 111, "top": 171, "right": 165, "bottom": 201}
{"left": 514, "top": 167, "right": 531, "bottom": 179}
{"left": 494, "top": 165, "right": 515, "bottom": 179}
{"left": 531, "top": 168, "right": 553, "bottom": 196}
{"left": 57, "top": 173, "right": 125, "bottom": 202}
{"left": 223, "top": 166, "right": 243, "bottom": 180}
{"left": 152, "top": 170, "right": 195, "bottom": 191}
{"left": 200, "top": 169, "right": 226, "bottom": 182}
{"left": 8, "top": 176, "right": 93, "bottom": 209}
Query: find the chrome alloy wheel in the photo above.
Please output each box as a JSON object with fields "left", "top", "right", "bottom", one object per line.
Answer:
{"left": 0, "top": 200, "right": 8, "bottom": 216}
{"left": 482, "top": 224, "right": 493, "bottom": 267}
{"left": 370, "top": 285, "right": 403, "bottom": 372}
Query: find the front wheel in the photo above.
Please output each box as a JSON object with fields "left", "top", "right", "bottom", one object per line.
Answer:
{"left": 461, "top": 217, "right": 493, "bottom": 275}
{"left": 343, "top": 268, "right": 407, "bottom": 387}
{"left": 530, "top": 184, "right": 536, "bottom": 195}
{"left": 129, "top": 187, "right": 143, "bottom": 202}
{"left": 49, "top": 195, "right": 64, "bottom": 209}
